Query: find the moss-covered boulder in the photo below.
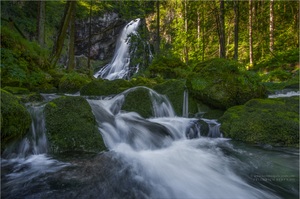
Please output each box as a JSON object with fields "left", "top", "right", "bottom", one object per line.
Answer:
{"left": 187, "top": 58, "right": 267, "bottom": 109}
{"left": 154, "top": 79, "right": 198, "bottom": 116}
{"left": 59, "top": 72, "right": 91, "bottom": 93}
{"left": 219, "top": 96, "right": 299, "bottom": 147}
{"left": 44, "top": 96, "right": 106, "bottom": 153}
{"left": 121, "top": 87, "right": 153, "bottom": 118}
{"left": 1, "top": 89, "right": 31, "bottom": 152}
{"left": 80, "top": 79, "right": 132, "bottom": 96}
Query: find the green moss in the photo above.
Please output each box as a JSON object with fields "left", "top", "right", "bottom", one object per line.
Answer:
{"left": 44, "top": 96, "right": 106, "bottom": 153}
{"left": 80, "top": 79, "right": 133, "bottom": 96}
{"left": 154, "top": 79, "right": 198, "bottom": 116}
{"left": 3, "top": 86, "right": 30, "bottom": 94}
{"left": 122, "top": 88, "right": 153, "bottom": 118}
{"left": 219, "top": 96, "right": 299, "bottom": 147}
{"left": 18, "top": 92, "right": 44, "bottom": 103}
{"left": 1, "top": 89, "right": 31, "bottom": 152}
{"left": 188, "top": 58, "right": 267, "bottom": 109}
{"left": 59, "top": 72, "right": 91, "bottom": 93}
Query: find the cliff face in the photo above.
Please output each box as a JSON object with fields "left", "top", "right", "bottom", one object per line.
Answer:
{"left": 75, "top": 12, "right": 126, "bottom": 62}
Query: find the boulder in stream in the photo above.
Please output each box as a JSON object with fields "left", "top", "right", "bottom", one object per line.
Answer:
{"left": 219, "top": 96, "right": 299, "bottom": 147}
{"left": 44, "top": 96, "right": 106, "bottom": 153}
{"left": 187, "top": 58, "right": 267, "bottom": 109}
{"left": 1, "top": 89, "right": 31, "bottom": 152}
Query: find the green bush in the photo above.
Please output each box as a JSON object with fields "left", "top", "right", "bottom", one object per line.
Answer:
{"left": 1, "top": 26, "right": 50, "bottom": 88}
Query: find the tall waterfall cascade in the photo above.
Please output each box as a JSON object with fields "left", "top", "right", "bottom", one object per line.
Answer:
{"left": 94, "top": 18, "right": 142, "bottom": 80}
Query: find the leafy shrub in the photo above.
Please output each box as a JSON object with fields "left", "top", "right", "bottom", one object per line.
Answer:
{"left": 1, "top": 26, "right": 50, "bottom": 88}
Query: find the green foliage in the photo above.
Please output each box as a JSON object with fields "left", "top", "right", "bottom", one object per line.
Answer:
{"left": 44, "top": 96, "right": 106, "bottom": 153}
{"left": 219, "top": 97, "right": 299, "bottom": 147}
{"left": 255, "top": 48, "right": 299, "bottom": 72}
{"left": 1, "top": 26, "right": 50, "bottom": 88}
{"left": 58, "top": 72, "right": 91, "bottom": 93}
{"left": 1, "top": 89, "right": 32, "bottom": 152}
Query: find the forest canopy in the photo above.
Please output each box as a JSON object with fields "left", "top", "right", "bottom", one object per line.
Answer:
{"left": 0, "top": 0, "right": 299, "bottom": 91}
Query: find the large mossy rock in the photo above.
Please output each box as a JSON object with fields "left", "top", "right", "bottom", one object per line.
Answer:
{"left": 187, "top": 58, "right": 267, "bottom": 109}
{"left": 1, "top": 89, "right": 31, "bottom": 152}
{"left": 80, "top": 79, "right": 132, "bottom": 96}
{"left": 153, "top": 79, "right": 198, "bottom": 116}
{"left": 219, "top": 96, "right": 299, "bottom": 147}
{"left": 58, "top": 72, "right": 91, "bottom": 93}
{"left": 122, "top": 87, "right": 153, "bottom": 118}
{"left": 44, "top": 96, "right": 106, "bottom": 153}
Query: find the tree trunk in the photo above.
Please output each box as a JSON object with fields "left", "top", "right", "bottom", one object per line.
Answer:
{"left": 37, "top": 1, "right": 45, "bottom": 47}
{"left": 269, "top": 0, "right": 274, "bottom": 53}
{"left": 233, "top": 0, "right": 239, "bottom": 60}
{"left": 67, "top": 2, "right": 76, "bottom": 71}
{"left": 87, "top": 0, "right": 92, "bottom": 72}
{"left": 249, "top": 0, "right": 253, "bottom": 67}
{"left": 184, "top": 0, "right": 188, "bottom": 63}
{"left": 50, "top": 1, "right": 75, "bottom": 68}
{"left": 156, "top": 0, "right": 160, "bottom": 54}
{"left": 219, "top": 0, "right": 226, "bottom": 58}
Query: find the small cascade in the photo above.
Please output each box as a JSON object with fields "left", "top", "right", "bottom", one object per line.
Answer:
{"left": 88, "top": 86, "right": 197, "bottom": 150}
{"left": 3, "top": 104, "right": 48, "bottom": 158}
{"left": 94, "top": 18, "right": 141, "bottom": 80}
{"left": 201, "top": 118, "right": 222, "bottom": 138}
{"left": 182, "top": 87, "right": 189, "bottom": 117}
{"left": 268, "top": 90, "right": 300, "bottom": 98}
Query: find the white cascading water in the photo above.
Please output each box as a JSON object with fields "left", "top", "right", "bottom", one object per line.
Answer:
{"left": 94, "top": 18, "right": 141, "bottom": 80}
{"left": 268, "top": 90, "right": 300, "bottom": 98}
{"left": 87, "top": 86, "right": 280, "bottom": 199}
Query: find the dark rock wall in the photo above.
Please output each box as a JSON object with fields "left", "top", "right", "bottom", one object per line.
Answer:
{"left": 75, "top": 12, "right": 126, "bottom": 62}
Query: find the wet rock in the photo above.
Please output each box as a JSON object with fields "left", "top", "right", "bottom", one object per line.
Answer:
{"left": 187, "top": 58, "right": 267, "bottom": 109}
{"left": 219, "top": 96, "right": 299, "bottom": 147}
{"left": 44, "top": 96, "right": 106, "bottom": 153}
{"left": 1, "top": 89, "right": 31, "bottom": 152}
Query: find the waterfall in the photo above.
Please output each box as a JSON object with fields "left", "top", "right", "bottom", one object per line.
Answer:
{"left": 88, "top": 86, "right": 179, "bottom": 150}
{"left": 3, "top": 104, "right": 48, "bottom": 158}
{"left": 268, "top": 90, "right": 300, "bottom": 98}
{"left": 182, "top": 87, "right": 189, "bottom": 117}
{"left": 201, "top": 118, "right": 222, "bottom": 138}
{"left": 94, "top": 18, "right": 141, "bottom": 80}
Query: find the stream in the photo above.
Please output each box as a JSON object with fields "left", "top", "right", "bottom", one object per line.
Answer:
{"left": 1, "top": 87, "right": 299, "bottom": 199}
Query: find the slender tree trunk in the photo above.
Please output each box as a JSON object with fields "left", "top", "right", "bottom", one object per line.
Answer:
{"left": 50, "top": 1, "right": 75, "bottom": 68}
{"left": 156, "top": 0, "right": 160, "bottom": 54}
{"left": 269, "top": 0, "right": 274, "bottom": 53}
{"left": 37, "top": 1, "right": 45, "bottom": 47}
{"left": 88, "top": 0, "right": 92, "bottom": 72}
{"left": 184, "top": 0, "right": 188, "bottom": 63}
{"left": 234, "top": 1, "right": 239, "bottom": 60}
{"left": 202, "top": 3, "right": 205, "bottom": 61}
{"left": 249, "top": 0, "right": 253, "bottom": 67}
{"left": 67, "top": 2, "right": 76, "bottom": 71}
{"left": 219, "top": 0, "right": 226, "bottom": 58}
{"left": 197, "top": 10, "right": 200, "bottom": 49}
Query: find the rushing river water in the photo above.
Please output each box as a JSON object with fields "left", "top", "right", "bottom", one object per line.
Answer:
{"left": 1, "top": 87, "right": 299, "bottom": 199}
